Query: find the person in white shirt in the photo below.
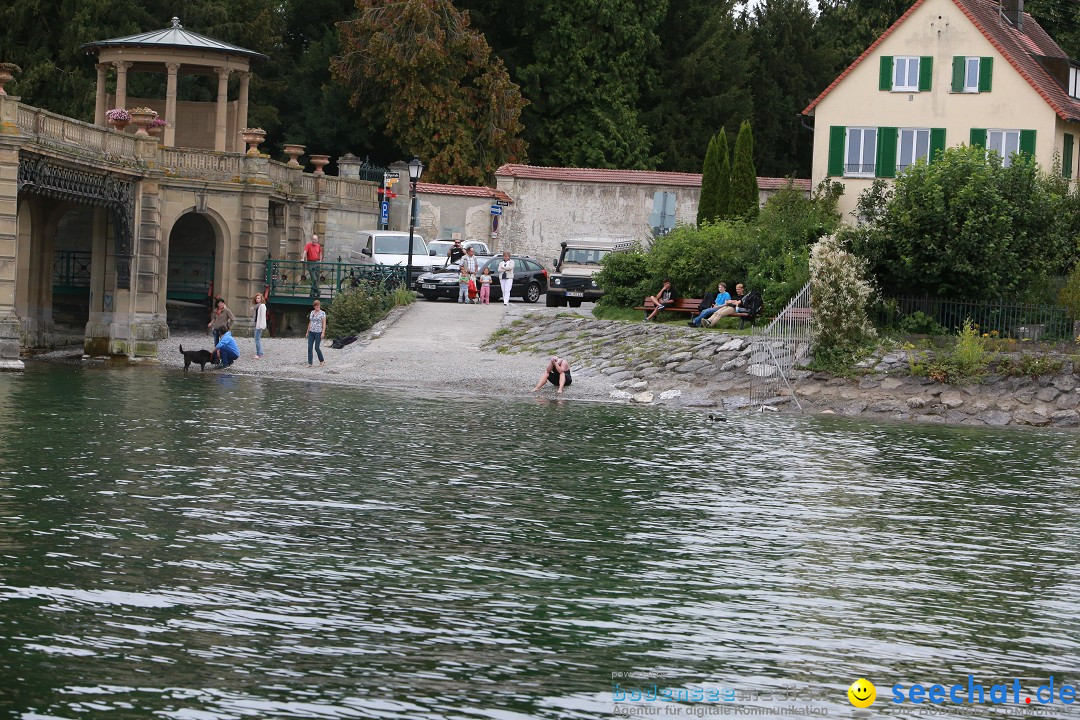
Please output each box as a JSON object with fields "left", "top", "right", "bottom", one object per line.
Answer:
{"left": 497, "top": 251, "right": 514, "bottom": 306}
{"left": 251, "top": 293, "right": 267, "bottom": 359}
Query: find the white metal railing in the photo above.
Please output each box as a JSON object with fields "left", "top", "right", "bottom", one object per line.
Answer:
{"left": 15, "top": 103, "right": 139, "bottom": 160}
{"left": 748, "top": 281, "right": 812, "bottom": 411}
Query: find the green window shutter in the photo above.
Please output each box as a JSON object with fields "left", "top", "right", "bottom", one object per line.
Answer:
{"left": 876, "top": 127, "right": 898, "bottom": 178}
{"left": 1064, "top": 133, "right": 1074, "bottom": 179}
{"left": 970, "top": 128, "right": 987, "bottom": 148}
{"left": 828, "top": 126, "right": 846, "bottom": 176}
{"left": 978, "top": 57, "right": 993, "bottom": 92}
{"left": 880, "top": 56, "right": 894, "bottom": 90}
{"left": 930, "top": 128, "right": 946, "bottom": 162}
{"left": 1019, "top": 129, "right": 1036, "bottom": 156}
{"left": 918, "top": 56, "right": 934, "bottom": 91}
{"left": 951, "top": 56, "right": 965, "bottom": 92}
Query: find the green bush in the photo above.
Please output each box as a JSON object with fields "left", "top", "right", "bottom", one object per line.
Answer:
{"left": 808, "top": 234, "right": 876, "bottom": 372}
{"left": 596, "top": 251, "right": 653, "bottom": 308}
{"left": 327, "top": 286, "right": 396, "bottom": 337}
{"left": 898, "top": 310, "right": 947, "bottom": 335}
{"left": 908, "top": 319, "right": 993, "bottom": 383}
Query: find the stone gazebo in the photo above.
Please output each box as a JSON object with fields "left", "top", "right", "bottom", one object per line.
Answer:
{"left": 82, "top": 18, "right": 267, "bottom": 151}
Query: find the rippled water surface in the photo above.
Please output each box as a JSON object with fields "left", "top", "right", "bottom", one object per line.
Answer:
{"left": 2, "top": 364, "right": 1080, "bottom": 719}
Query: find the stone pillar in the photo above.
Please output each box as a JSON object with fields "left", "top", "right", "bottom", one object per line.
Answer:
{"left": 213, "top": 67, "right": 231, "bottom": 152}
{"left": 84, "top": 206, "right": 110, "bottom": 355}
{"left": 285, "top": 201, "right": 304, "bottom": 260}
{"left": 164, "top": 62, "right": 180, "bottom": 147}
{"left": 0, "top": 142, "right": 23, "bottom": 369}
{"left": 127, "top": 178, "right": 168, "bottom": 358}
{"left": 234, "top": 71, "right": 251, "bottom": 153}
{"left": 94, "top": 64, "right": 109, "bottom": 126}
{"left": 337, "top": 153, "right": 361, "bottom": 179}
{"left": 114, "top": 60, "right": 132, "bottom": 109}
{"left": 235, "top": 181, "right": 271, "bottom": 336}
{"left": 388, "top": 160, "right": 410, "bottom": 232}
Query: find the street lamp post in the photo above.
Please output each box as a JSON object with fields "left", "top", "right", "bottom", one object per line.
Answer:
{"left": 406, "top": 156, "right": 424, "bottom": 290}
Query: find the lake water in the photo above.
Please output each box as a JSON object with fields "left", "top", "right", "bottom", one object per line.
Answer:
{"left": 1, "top": 364, "right": 1079, "bottom": 719}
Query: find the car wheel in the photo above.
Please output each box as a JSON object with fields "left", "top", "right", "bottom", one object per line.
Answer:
{"left": 422, "top": 293, "right": 439, "bottom": 301}
{"left": 524, "top": 282, "right": 541, "bottom": 303}
{"left": 568, "top": 300, "right": 582, "bottom": 308}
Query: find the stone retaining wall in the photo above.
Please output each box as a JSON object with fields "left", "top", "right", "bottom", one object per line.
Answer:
{"left": 487, "top": 313, "right": 1080, "bottom": 428}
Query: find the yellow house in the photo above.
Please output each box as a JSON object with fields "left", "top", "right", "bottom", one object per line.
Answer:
{"left": 804, "top": 0, "right": 1080, "bottom": 219}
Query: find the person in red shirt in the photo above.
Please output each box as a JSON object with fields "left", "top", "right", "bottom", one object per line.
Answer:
{"left": 303, "top": 234, "right": 323, "bottom": 297}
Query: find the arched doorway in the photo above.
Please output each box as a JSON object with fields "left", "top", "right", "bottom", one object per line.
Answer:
{"left": 51, "top": 206, "right": 96, "bottom": 342}
{"left": 166, "top": 213, "right": 216, "bottom": 330}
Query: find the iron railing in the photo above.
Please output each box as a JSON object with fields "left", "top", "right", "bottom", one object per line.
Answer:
{"left": 167, "top": 254, "right": 214, "bottom": 298}
{"left": 878, "top": 295, "right": 1076, "bottom": 341}
{"left": 266, "top": 259, "right": 404, "bottom": 303}
{"left": 748, "top": 281, "right": 811, "bottom": 411}
{"left": 53, "top": 250, "right": 93, "bottom": 290}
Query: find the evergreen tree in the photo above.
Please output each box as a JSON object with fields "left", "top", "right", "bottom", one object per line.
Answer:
{"left": 514, "top": 0, "right": 666, "bottom": 169}
{"left": 333, "top": 0, "right": 527, "bottom": 185}
{"left": 698, "top": 134, "right": 721, "bottom": 225}
{"left": 715, "top": 128, "right": 731, "bottom": 220}
{"left": 728, "top": 121, "right": 759, "bottom": 218}
{"left": 644, "top": 0, "right": 754, "bottom": 172}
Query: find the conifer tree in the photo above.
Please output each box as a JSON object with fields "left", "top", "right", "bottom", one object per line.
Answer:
{"left": 715, "top": 128, "right": 731, "bottom": 220}
{"left": 728, "top": 121, "right": 759, "bottom": 218}
{"left": 697, "top": 134, "right": 721, "bottom": 225}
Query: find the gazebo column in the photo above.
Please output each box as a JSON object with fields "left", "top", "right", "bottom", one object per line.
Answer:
{"left": 94, "top": 63, "right": 108, "bottom": 126}
{"left": 164, "top": 62, "right": 180, "bottom": 147}
{"left": 234, "top": 71, "right": 251, "bottom": 152}
{"left": 114, "top": 60, "right": 132, "bottom": 109}
{"left": 213, "top": 67, "right": 231, "bottom": 152}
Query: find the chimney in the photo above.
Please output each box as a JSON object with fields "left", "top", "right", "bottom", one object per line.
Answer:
{"left": 1002, "top": 0, "right": 1024, "bottom": 31}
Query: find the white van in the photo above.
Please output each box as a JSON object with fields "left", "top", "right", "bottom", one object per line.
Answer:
{"left": 352, "top": 230, "right": 433, "bottom": 281}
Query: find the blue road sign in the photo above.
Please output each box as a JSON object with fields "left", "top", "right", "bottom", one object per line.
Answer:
{"left": 490, "top": 205, "right": 503, "bottom": 216}
{"left": 381, "top": 200, "right": 389, "bottom": 224}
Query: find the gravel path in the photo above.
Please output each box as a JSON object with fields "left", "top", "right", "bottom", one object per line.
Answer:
{"left": 156, "top": 299, "right": 614, "bottom": 401}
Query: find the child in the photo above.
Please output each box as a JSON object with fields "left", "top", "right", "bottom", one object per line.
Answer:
{"left": 479, "top": 267, "right": 492, "bottom": 304}
{"left": 458, "top": 264, "right": 470, "bottom": 304}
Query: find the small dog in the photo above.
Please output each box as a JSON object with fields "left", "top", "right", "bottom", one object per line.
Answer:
{"left": 180, "top": 344, "right": 214, "bottom": 372}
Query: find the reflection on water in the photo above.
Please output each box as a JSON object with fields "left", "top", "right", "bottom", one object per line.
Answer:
{"left": 1, "top": 364, "right": 1079, "bottom": 719}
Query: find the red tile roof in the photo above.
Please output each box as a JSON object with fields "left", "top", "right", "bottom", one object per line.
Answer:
{"left": 804, "top": 0, "right": 1080, "bottom": 122}
{"left": 415, "top": 182, "right": 513, "bottom": 204}
{"left": 495, "top": 164, "right": 810, "bottom": 191}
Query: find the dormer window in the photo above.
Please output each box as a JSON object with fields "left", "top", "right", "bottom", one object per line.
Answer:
{"left": 1070, "top": 66, "right": 1080, "bottom": 100}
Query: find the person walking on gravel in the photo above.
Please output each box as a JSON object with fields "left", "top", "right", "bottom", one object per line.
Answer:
{"left": 307, "top": 299, "right": 326, "bottom": 367}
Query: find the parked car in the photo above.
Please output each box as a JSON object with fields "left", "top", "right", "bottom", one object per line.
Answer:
{"left": 333, "top": 230, "right": 433, "bottom": 286}
{"left": 414, "top": 255, "right": 548, "bottom": 303}
{"left": 426, "top": 240, "right": 492, "bottom": 270}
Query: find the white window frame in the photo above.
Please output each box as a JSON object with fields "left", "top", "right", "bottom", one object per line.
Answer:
{"left": 893, "top": 56, "right": 920, "bottom": 91}
{"left": 964, "top": 57, "right": 980, "bottom": 93}
{"left": 845, "top": 127, "right": 877, "bottom": 177}
{"left": 1070, "top": 66, "right": 1079, "bottom": 100}
{"left": 987, "top": 129, "right": 1021, "bottom": 167}
{"left": 898, "top": 128, "right": 931, "bottom": 172}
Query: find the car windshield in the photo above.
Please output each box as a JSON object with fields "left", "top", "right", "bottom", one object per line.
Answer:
{"left": 375, "top": 235, "right": 426, "bottom": 254}
{"left": 563, "top": 248, "right": 609, "bottom": 264}
{"left": 429, "top": 241, "right": 453, "bottom": 255}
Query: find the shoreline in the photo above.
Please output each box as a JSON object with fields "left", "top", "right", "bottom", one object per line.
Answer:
{"left": 26, "top": 303, "right": 1080, "bottom": 429}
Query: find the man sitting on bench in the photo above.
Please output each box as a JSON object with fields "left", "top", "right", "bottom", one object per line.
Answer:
{"left": 689, "top": 282, "right": 731, "bottom": 327}
{"left": 643, "top": 279, "right": 676, "bottom": 322}
{"left": 702, "top": 282, "right": 745, "bottom": 326}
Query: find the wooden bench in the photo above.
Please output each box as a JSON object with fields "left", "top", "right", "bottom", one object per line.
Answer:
{"left": 634, "top": 298, "right": 703, "bottom": 316}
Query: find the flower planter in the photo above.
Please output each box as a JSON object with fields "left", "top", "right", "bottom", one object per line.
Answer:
{"left": 0, "top": 63, "right": 19, "bottom": 96}
{"left": 241, "top": 128, "right": 267, "bottom": 156}
{"left": 309, "top": 154, "right": 330, "bottom": 176}
{"left": 283, "top": 143, "right": 306, "bottom": 168}
{"left": 108, "top": 119, "right": 130, "bottom": 132}
{"left": 129, "top": 107, "right": 158, "bottom": 137}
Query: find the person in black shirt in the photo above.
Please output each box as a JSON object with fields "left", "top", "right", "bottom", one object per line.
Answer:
{"left": 533, "top": 355, "right": 572, "bottom": 394}
{"left": 643, "top": 279, "right": 676, "bottom": 322}
{"left": 448, "top": 239, "right": 465, "bottom": 265}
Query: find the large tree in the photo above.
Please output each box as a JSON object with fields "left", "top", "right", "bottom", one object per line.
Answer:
{"left": 644, "top": 0, "right": 753, "bottom": 172}
{"left": 697, "top": 129, "right": 730, "bottom": 225}
{"left": 728, "top": 121, "right": 759, "bottom": 218}
{"left": 333, "top": 0, "right": 527, "bottom": 185}
{"left": 513, "top": 0, "right": 666, "bottom": 169}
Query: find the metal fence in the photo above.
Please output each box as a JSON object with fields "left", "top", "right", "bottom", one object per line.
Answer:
{"left": 52, "top": 250, "right": 92, "bottom": 291}
{"left": 748, "top": 281, "right": 811, "bottom": 411}
{"left": 266, "top": 259, "right": 405, "bottom": 304}
{"left": 167, "top": 254, "right": 214, "bottom": 298}
{"left": 877, "top": 295, "right": 1076, "bottom": 341}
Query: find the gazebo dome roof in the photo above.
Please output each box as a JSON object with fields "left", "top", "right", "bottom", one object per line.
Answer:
{"left": 81, "top": 17, "right": 267, "bottom": 61}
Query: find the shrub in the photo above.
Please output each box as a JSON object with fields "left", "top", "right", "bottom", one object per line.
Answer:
{"left": 898, "top": 310, "right": 947, "bottom": 335}
{"left": 908, "top": 319, "right": 993, "bottom": 383}
{"left": 596, "top": 251, "right": 653, "bottom": 308}
{"left": 809, "top": 234, "right": 876, "bottom": 370}
{"left": 327, "top": 286, "right": 395, "bottom": 337}
{"left": 997, "top": 353, "right": 1063, "bottom": 378}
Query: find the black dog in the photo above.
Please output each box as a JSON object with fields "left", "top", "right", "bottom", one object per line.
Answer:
{"left": 180, "top": 344, "right": 214, "bottom": 372}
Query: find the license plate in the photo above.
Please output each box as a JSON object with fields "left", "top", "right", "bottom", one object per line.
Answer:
{"left": 422, "top": 284, "right": 436, "bottom": 289}
{"left": 565, "top": 291, "right": 584, "bottom": 297}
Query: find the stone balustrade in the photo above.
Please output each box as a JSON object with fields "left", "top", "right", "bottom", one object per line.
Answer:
{"left": 14, "top": 102, "right": 140, "bottom": 162}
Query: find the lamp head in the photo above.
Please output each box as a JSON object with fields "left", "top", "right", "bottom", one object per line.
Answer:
{"left": 408, "top": 156, "right": 424, "bottom": 181}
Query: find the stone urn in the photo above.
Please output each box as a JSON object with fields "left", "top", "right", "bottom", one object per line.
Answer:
{"left": 241, "top": 127, "right": 267, "bottom": 156}
{"left": 0, "top": 63, "right": 20, "bottom": 96}
{"left": 309, "top": 154, "right": 330, "bottom": 176}
{"left": 129, "top": 107, "right": 158, "bottom": 137}
{"left": 283, "top": 143, "right": 306, "bottom": 168}
{"left": 147, "top": 118, "right": 166, "bottom": 138}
